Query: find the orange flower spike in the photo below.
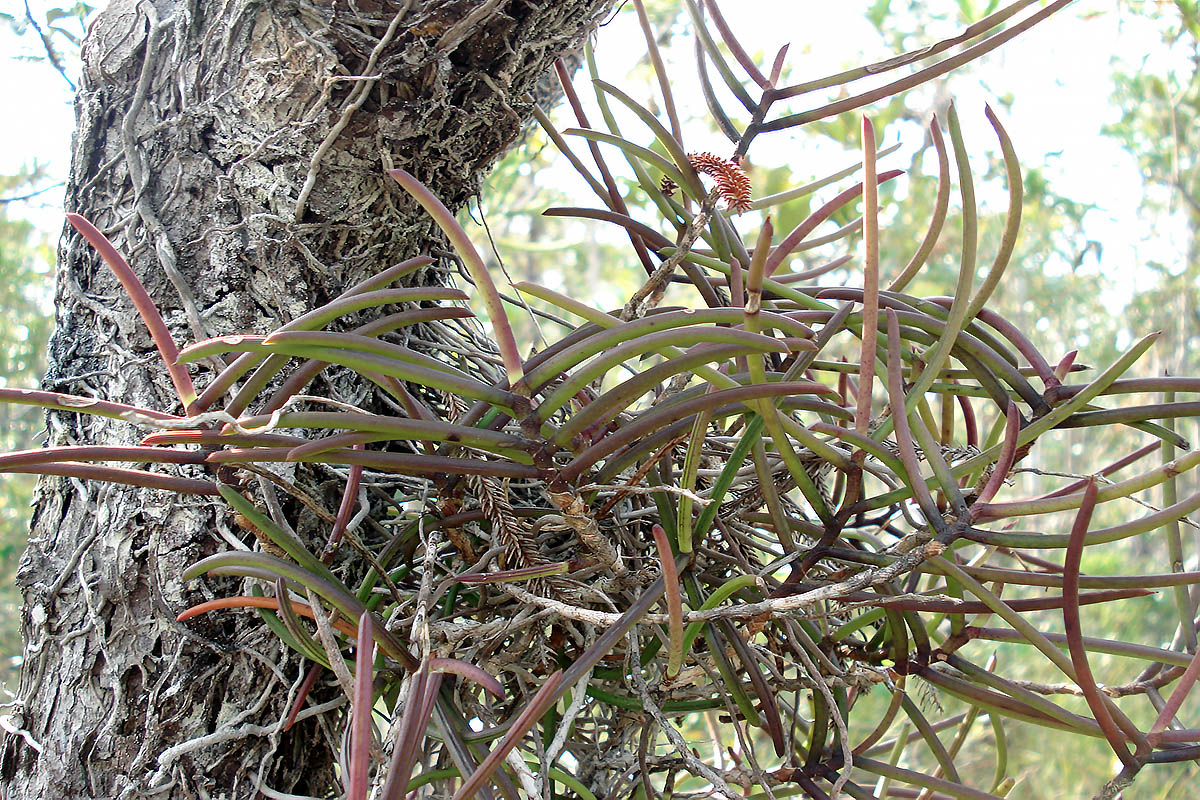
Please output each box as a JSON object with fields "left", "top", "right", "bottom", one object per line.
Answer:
{"left": 686, "top": 151, "right": 752, "bottom": 214}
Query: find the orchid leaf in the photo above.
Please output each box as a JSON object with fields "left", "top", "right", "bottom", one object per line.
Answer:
{"left": 388, "top": 168, "right": 525, "bottom": 385}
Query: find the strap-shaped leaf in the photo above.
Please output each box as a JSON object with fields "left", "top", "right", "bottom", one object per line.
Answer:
{"left": 181, "top": 336, "right": 519, "bottom": 411}
{"left": 216, "top": 483, "right": 338, "bottom": 585}
{"left": 521, "top": 308, "right": 810, "bottom": 393}
{"left": 67, "top": 214, "right": 198, "bottom": 413}
{"left": 389, "top": 168, "right": 525, "bottom": 385}
{"left": 183, "top": 550, "right": 416, "bottom": 669}
{"left": 193, "top": 277, "right": 448, "bottom": 410}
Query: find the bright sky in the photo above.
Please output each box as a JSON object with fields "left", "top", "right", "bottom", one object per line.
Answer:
{"left": 0, "top": 1, "right": 82, "bottom": 228}
{"left": 0, "top": 1, "right": 1173, "bottom": 304}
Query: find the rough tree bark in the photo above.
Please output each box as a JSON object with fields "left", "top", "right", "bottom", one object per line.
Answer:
{"left": 0, "top": 1, "right": 613, "bottom": 797}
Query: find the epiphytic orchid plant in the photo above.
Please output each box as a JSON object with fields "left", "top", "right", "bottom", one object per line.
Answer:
{"left": 4, "top": 1, "right": 1199, "bottom": 798}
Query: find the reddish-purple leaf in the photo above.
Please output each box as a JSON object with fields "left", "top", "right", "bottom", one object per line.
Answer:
{"left": 652, "top": 525, "right": 686, "bottom": 678}
{"left": 973, "top": 402, "right": 1021, "bottom": 509}
{"left": 176, "top": 595, "right": 358, "bottom": 638}
{"left": 451, "top": 671, "right": 563, "bottom": 800}
{"left": 283, "top": 664, "right": 323, "bottom": 732}
{"left": 764, "top": 169, "right": 904, "bottom": 276}
{"left": 1063, "top": 479, "right": 1140, "bottom": 768}
{"left": 0, "top": 445, "right": 206, "bottom": 468}
{"left": 0, "top": 387, "right": 178, "bottom": 422}
{"left": 768, "top": 43, "right": 789, "bottom": 86}
{"left": 347, "top": 614, "right": 376, "bottom": 800}
{"left": 702, "top": 0, "right": 769, "bottom": 88}
{"left": 1150, "top": 648, "right": 1200, "bottom": 744}
{"left": 884, "top": 310, "right": 944, "bottom": 529}
{"left": 387, "top": 169, "right": 525, "bottom": 386}
{"left": 0, "top": 463, "right": 218, "bottom": 495}
{"left": 429, "top": 658, "right": 504, "bottom": 699}
{"left": 380, "top": 662, "right": 433, "bottom": 800}
{"left": 66, "top": 213, "right": 198, "bottom": 413}
{"left": 1055, "top": 349, "right": 1078, "bottom": 381}
{"left": 323, "top": 451, "right": 364, "bottom": 564}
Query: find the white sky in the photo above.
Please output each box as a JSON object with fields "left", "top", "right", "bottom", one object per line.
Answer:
{"left": 0, "top": 1, "right": 1174, "bottom": 302}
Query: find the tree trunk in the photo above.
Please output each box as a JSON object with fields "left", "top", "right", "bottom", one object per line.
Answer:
{"left": 0, "top": 1, "right": 612, "bottom": 797}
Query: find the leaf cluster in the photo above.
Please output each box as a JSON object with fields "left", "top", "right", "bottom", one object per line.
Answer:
{"left": 3, "top": 2, "right": 1200, "bottom": 799}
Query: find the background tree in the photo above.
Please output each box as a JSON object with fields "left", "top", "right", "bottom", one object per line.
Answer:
{"left": 1107, "top": 1, "right": 1200, "bottom": 379}
{"left": 0, "top": 170, "right": 55, "bottom": 693}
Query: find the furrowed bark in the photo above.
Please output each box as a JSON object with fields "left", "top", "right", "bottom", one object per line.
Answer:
{"left": 1, "top": 1, "right": 614, "bottom": 797}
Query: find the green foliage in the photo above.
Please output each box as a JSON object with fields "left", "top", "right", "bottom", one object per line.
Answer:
{"left": 1103, "top": 2, "right": 1200, "bottom": 389}
{"left": 0, "top": 170, "right": 55, "bottom": 692}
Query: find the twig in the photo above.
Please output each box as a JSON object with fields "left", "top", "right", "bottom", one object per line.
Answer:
{"left": 627, "top": 627, "right": 741, "bottom": 800}
{"left": 307, "top": 588, "right": 356, "bottom": 699}
{"left": 620, "top": 187, "right": 722, "bottom": 321}
{"left": 21, "top": 0, "right": 74, "bottom": 88}
{"left": 0, "top": 181, "right": 64, "bottom": 205}
{"left": 580, "top": 483, "right": 713, "bottom": 506}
